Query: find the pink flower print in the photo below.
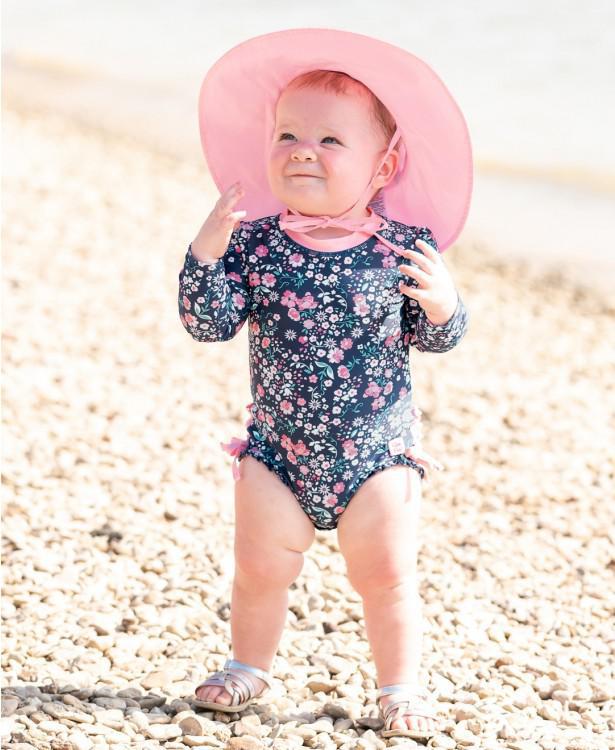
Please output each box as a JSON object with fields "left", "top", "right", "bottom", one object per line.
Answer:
{"left": 299, "top": 466, "right": 309, "bottom": 476}
{"left": 353, "top": 293, "right": 370, "bottom": 316}
{"left": 296, "top": 479, "right": 305, "bottom": 488}
{"left": 297, "top": 397, "right": 306, "bottom": 406}
{"left": 288, "top": 452, "right": 297, "bottom": 465}
{"left": 232, "top": 292, "right": 245, "bottom": 309}
{"left": 257, "top": 408, "right": 265, "bottom": 421}
{"left": 382, "top": 255, "right": 397, "bottom": 268}
{"left": 289, "top": 253, "right": 304, "bottom": 267}
{"left": 297, "top": 292, "right": 317, "bottom": 310}
{"left": 248, "top": 272, "right": 261, "bottom": 287}
{"left": 309, "top": 374, "right": 318, "bottom": 383}
{"left": 262, "top": 224, "right": 270, "bottom": 231}
{"left": 262, "top": 273, "right": 276, "bottom": 288}
{"left": 395, "top": 233, "right": 406, "bottom": 242}
{"left": 183, "top": 313, "right": 196, "bottom": 326}
{"left": 182, "top": 295, "right": 191, "bottom": 310}
{"left": 281, "top": 290, "right": 297, "bottom": 307}
{"left": 303, "top": 319, "right": 315, "bottom": 330}
{"left": 298, "top": 335, "right": 307, "bottom": 344}
{"left": 400, "top": 387, "right": 408, "bottom": 399}
{"left": 333, "top": 481, "right": 345, "bottom": 493}
{"left": 385, "top": 368, "right": 392, "bottom": 378}
{"left": 288, "top": 308, "right": 300, "bottom": 321}
{"left": 364, "top": 381, "right": 382, "bottom": 398}
{"left": 261, "top": 336, "right": 271, "bottom": 347}
{"left": 212, "top": 300, "right": 220, "bottom": 308}
{"left": 328, "top": 348, "right": 344, "bottom": 363}
{"left": 251, "top": 321, "right": 260, "bottom": 333}
{"left": 371, "top": 396, "right": 385, "bottom": 411}
{"left": 324, "top": 494, "right": 338, "bottom": 508}
{"left": 338, "top": 365, "right": 350, "bottom": 379}
{"left": 280, "top": 400, "right": 293, "bottom": 414}
{"left": 404, "top": 333, "right": 411, "bottom": 346}
{"left": 281, "top": 435, "right": 293, "bottom": 450}
{"left": 255, "top": 244, "right": 269, "bottom": 257}
{"left": 257, "top": 384, "right": 265, "bottom": 397}
{"left": 340, "top": 337, "right": 353, "bottom": 350}
{"left": 227, "top": 272, "right": 242, "bottom": 282}
{"left": 334, "top": 506, "right": 345, "bottom": 514}
{"left": 265, "top": 413, "right": 274, "bottom": 427}
{"left": 294, "top": 440, "right": 309, "bottom": 456}
{"left": 384, "top": 382, "right": 393, "bottom": 395}
{"left": 342, "top": 439, "right": 358, "bottom": 459}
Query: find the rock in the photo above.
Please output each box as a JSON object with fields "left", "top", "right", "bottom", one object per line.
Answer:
{"left": 145, "top": 722, "right": 184, "bottom": 740}
{"left": 226, "top": 737, "right": 264, "bottom": 749}
{"left": 141, "top": 667, "right": 187, "bottom": 689}
{"left": 1, "top": 695, "right": 19, "bottom": 716}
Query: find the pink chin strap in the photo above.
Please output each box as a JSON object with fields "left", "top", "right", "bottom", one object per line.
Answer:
{"left": 279, "top": 128, "right": 410, "bottom": 256}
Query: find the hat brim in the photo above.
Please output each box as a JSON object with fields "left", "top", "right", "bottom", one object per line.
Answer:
{"left": 199, "top": 28, "right": 472, "bottom": 251}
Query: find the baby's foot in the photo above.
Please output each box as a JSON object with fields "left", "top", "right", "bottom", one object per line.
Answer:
{"left": 195, "top": 669, "right": 267, "bottom": 708}
{"left": 379, "top": 690, "right": 438, "bottom": 736}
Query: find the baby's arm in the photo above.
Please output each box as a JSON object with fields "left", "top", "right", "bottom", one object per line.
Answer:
{"left": 178, "top": 186, "right": 252, "bottom": 342}
{"left": 402, "top": 227, "right": 470, "bottom": 353}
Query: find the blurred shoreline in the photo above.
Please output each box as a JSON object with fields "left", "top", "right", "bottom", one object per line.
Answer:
{"left": 4, "top": 53, "right": 614, "bottom": 298}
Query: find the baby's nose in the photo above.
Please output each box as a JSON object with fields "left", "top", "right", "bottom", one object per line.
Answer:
{"left": 291, "top": 144, "right": 316, "bottom": 161}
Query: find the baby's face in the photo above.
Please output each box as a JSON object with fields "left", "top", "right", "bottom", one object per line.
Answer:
{"left": 267, "top": 86, "right": 388, "bottom": 217}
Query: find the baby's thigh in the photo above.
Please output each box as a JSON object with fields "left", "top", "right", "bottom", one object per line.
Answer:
{"left": 337, "top": 465, "right": 422, "bottom": 590}
{"left": 233, "top": 456, "right": 315, "bottom": 584}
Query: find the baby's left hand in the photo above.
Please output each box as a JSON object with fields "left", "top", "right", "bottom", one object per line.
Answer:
{"left": 398, "top": 238, "right": 458, "bottom": 325}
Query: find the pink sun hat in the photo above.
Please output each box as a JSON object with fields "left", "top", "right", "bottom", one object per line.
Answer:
{"left": 198, "top": 28, "right": 473, "bottom": 251}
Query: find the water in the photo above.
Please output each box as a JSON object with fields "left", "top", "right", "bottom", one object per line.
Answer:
{"left": 3, "top": 0, "right": 615, "bottom": 287}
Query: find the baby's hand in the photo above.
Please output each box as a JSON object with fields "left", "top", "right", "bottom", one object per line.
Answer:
{"left": 398, "top": 239, "right": 458, "bottom": 325}
{"left": 191, "top": 182, "right": 247, "bottom": 263}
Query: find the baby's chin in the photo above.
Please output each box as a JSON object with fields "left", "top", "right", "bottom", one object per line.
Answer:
{"left": 270, "top": 189, "right": 348, "bottom": 217}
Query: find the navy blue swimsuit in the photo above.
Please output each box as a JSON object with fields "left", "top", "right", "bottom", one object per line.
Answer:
{"left": 179, "top": 213, "right": 469, "bottom": 530}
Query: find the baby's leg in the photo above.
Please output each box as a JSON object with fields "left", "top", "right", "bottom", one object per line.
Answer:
{"left": 337, "top": 466, "right": 434, "bottom": 734}
{"left": 196, "top": 456, "right": 315, "bottom": 705}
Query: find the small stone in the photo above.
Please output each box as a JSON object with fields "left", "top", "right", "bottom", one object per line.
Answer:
{"left": 1, "top": 695, "right": 19, "bottom": 716}
{"left": 307, "top": 679, "right": 337, "bottom": 694}
{"left": 138, "top": 694, "right": 167, "bottom": 710}
{"left": 141, "top": 667, "right": 187, "bottom": 689}
{"left": 145, "top": 722, "right": 184, "bottom": 740}
{"left": 322, "top": 703, "right": 350, "bottom": 720}
{"left": 226, "top": 737, "right": 264, "bottom": 749}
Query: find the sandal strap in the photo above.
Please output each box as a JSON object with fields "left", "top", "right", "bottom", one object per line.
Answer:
{"left": 377, "top": 683, "right": 438, "bottom": 724}
{"left": 224, "top": 659, "right": 272, "bottom": 689}
{"left": 195, "top": 659, "right": 272, "bottom": 707}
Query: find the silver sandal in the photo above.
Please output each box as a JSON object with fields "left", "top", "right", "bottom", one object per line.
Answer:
{"left": 193, "top": 658, "right": 272, "bottom": 712}
{"left": 377, "top": 682, "right": 440, "bottom": 739}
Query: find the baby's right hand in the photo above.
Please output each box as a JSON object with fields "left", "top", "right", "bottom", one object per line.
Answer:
{"left": 191, "top": 182, "right": 247, "bottom": 263}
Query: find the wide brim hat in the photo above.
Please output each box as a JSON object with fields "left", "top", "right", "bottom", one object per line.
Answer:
{"left": 199, "top": 28, "right": 472, "bottom": 251}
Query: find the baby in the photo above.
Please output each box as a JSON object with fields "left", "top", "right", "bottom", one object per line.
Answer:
{"left": 178, "top": 61, "right": 469, "bottom": 740}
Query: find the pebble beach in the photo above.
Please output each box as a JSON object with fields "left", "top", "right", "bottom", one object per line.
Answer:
{"left": 2, "top": 100, "right": 615, "bottom": 750}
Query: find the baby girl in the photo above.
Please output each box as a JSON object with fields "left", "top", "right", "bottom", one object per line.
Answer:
{"left": 178, "top": 28, "right": 471, "bottom": 741}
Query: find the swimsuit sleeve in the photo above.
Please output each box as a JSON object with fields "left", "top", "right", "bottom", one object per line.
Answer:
{"left": 404, "top": 227, "right": 470, "bottom": 353}
{"left": 178, "top": 223, "right": 252, "bottom": 342}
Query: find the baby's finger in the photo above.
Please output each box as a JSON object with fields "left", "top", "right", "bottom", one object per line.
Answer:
{"left": 217, "top": 182, "right": 244, "bottom": 214}
{"left": 399, "top": 263, "right": 429, "bottom": 286}
{"left": 415, "top": 238, "right": 440, "bottom": 258}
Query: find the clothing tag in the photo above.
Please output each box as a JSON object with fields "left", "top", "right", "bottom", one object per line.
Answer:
{"left": 388, "top": 436, "right": 406, "bottom": 456}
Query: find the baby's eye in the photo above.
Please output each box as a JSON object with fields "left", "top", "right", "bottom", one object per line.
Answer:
{"left": 322, "top": 136, "right": 341, "bottom": 144}
{"left": 279, "top": 132, "right": 296, "bottom": 141}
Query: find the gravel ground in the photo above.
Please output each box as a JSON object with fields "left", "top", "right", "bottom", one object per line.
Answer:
{"left": 2, "top": 105, "right": 614, "bottom": 750}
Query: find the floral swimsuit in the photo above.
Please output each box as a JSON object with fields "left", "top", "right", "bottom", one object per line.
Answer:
{"left": 178, "top": 213, "right": 469, "bottom": 530}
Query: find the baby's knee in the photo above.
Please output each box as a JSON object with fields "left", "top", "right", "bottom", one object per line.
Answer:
{"left": 234, "top": 539, "right": 305, "bottom": 589}
{"left": 347, "top": 558, "right": 418, "bottom": 600}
